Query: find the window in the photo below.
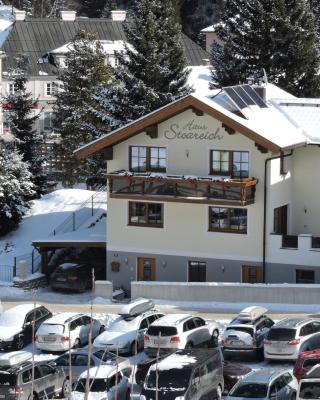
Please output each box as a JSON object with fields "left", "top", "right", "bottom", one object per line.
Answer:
{"left": 209, "top": 207, "right": 247, "bottom": 233}
{"left": 22, "top": 369, "right": 32, "bottom": 383}
{"left": 139, "top": 318, "right": 149, "bottom": 330}
{"left": 188, "top": 261, "right": 206, "bottom": 282}
{"left": 129, "top": 146, "right": 166, "bottom": 172}
{"left": 210, "top": 150, "right": 249, "bottom": 179}
{"left": 43, "top": 112, "right": 54, "bottom": 131}
{"left": 45, "top": 82, "right": 56, "bottom": 96}
{"left": 193, "top": 317, "right": 206, "bottom": 327}
{"left": 38, "top": 365, "right": 54, "bottom": 377}
{"left": 296, "top": 270, "right": 315, "bottom": 284}
{"left": 8, "top": 83, "right": 18, "bottom": 94}
{"left": 129, "top": 202, "right": 163, "bottom": 227}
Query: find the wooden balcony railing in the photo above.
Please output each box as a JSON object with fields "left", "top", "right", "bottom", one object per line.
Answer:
{"left": 106, "top": 171, "right": 257, "bottom": 206}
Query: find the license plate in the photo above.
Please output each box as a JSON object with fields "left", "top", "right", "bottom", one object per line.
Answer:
{"left": 0, "top": 394, "right": 5, "bottom": 398}
{"left": 231, "top": 340, "right": 244, "bottom": 346}
{"left": 44, "top": 336, "right": 56, "bottom": 342}
{"left": 154, "top": 339, "right": 166, "bottom": 345}
{"left": 56, "top": 277, "right": 66, "bottom": 282}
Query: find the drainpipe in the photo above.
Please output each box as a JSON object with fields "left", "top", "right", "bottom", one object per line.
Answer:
{"left": 263, "top": 150, "right": 293, "bottom": 283}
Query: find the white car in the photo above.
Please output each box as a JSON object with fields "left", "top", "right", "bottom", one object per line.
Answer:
{"left": 144, "top": 314, "right": 219, "bottom": 355}
{"left": 70, "top": 365, "right": 130, "bottom": 400}
{"left": 93, "top": 298, "right": 165, "bottom": 355}
{"left": 36, "top": 312, "right": 104, "bottom": 352}
{"left": 264, "top": 318, "right": 320, "bottom": 361}
{"left": 298, "top": 365, "right": 320, "bottom": 400}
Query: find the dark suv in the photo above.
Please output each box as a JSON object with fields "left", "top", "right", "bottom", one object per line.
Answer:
{"left": 0, "top": 361, "right": 66, "bottom": 400}
{"left": 141, "top": 348, "right": 224, "bottom": 400}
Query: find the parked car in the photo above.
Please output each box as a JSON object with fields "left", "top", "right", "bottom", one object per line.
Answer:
{"left": 264, "top": 318, "right": 320, "bottom": 361}
{"left": 225, "top": 368, "right": 298, "bottom": 400}
{"left": 144, "top": 313, "right": 219, "bottom": 355}
{"left": 50, "top": 262, "right": 105, "bottom": 292}
{"left": 70, "top": 365, "right": 130, "bottom": 400}
{"left": 52, "top": 348, "right": 132, "bottom": 391}
{"left": 36, "top": 312, "right": 104, "bottom": 352}
{"left": 140, "top": 348, "right": 224, "bottom": 400}
{"left": 135, "top": 352, "right": 251, "bottom": 393}
{"left": 297, "top": 364, "right": 320, "bottom": 400}
{"left": 0, "top": 304, "right": 52, "bottom": 350}
{"left": 223, "top": 306, "right": 274, "bottom": 360}
{"left": 294, "top": 350, "right": 320, "bottom": 381}
{"left": 0, "top": 351, "right": 67, "bottom": 400}
{"left": 93, "top": 298, "right": 165, "bottom": 355}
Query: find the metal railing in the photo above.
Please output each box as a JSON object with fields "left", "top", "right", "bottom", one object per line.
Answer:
{"left": 13, "top": 249, "right": 41, "bottom": 277}
{"left": 0, "top": 265, "right": 14, "bottom": 282}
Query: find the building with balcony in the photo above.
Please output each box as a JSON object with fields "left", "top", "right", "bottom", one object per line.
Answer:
{"left": 75, "top": 83, "right": 320, "bottom": 289}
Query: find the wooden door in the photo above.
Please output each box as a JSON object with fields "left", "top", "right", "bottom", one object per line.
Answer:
{"left": 242, "top": 265, "right": 263, "bottom": 283}
{"left": 137, "top": 257, "right": 156, "bottom": 281}
{"left": 274, "top": 205, "right": 288, "bottom": 235}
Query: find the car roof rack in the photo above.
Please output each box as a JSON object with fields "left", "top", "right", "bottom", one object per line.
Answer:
{"left": 237, "top": 306, "right": 268, "bottom": 322}
{"left": 119, "top": 298, "right": 154, "bottom": 318}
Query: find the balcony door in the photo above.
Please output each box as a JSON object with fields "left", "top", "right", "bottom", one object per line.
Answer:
{"left": 274, "top": 205, "right": 288, "bottom": 234}
{"left": 242, "top": 265, "right": 262, "bottom": 283}
{"left": 188, "top": 261, "right": 206, "bottom": 282}
{"left": 137, "top": 257, "right": 156, "bottom": 281}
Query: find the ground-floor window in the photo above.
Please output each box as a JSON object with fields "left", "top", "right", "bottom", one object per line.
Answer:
{"left": 128, "top": 201, "right": 163, "bottom": 227}
{"left": 242, "top": 265, "right": 262, "bottom": 283}
{"left": 188, "top": 261, "right": 206, "bottom": 282}
{"left": 296, "top": 269, "right": 315, "bottom": 284}
{"left": 209, "top": 207, "right": 247, "bottom": 233}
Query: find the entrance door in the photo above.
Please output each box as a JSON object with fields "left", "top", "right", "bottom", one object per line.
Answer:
{"left": 242, "top": 265, "right": 263, "bottom": 283}
{"left": 188, "top": 261, "right": 206, "bottom": 282}
{"left": 137, "top": 257, "right": 156, "bottom": 281}
{"left": 274, "top": 205, "right": 288, "bottom": 234}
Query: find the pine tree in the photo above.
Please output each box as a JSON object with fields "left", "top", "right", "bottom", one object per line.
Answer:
{"left": 308, "top": 0, "right": 320, "bottom": 37}
{"left": 101, "top": 0, "right": 117, "bottom": 17}
{"left": 0, "top": 146, "right": 35, "bottom": 237}
{"left": 4, "top": 55, "right": 47, "bottom": 197}
{"left": 88, "top": 0, "right": 191, "bottom": 132}
{"left": 79, "top": 0, "right": 106, "bottom": 17}
{"left": 53, "top": 30, "right": 112, "bottom": 186}
{"left": 211, "top": 0, "right": 320, "bottom": 97}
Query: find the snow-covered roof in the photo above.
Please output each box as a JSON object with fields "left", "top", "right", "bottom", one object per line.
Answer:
{"left": 44, "top": 312, "right": 81, "bottom": 324}
{"left": 5, "top": 303, "right": 42, "bottom": 315}
{"left": 150, "top": 353, "right": 197, "bottom": 371}
{"left": 79, "top": 365, "right": 117, "bottom": 379}
{"left": 50, "top": 40, "right": 129, "bottom": 55}
{"left": 151, "top": 314, "right": 190, "bottom": 326}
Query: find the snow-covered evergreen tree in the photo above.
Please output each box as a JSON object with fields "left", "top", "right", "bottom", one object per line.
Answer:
{"left": 101, "top": 0, "right": 117, "bottom": 17}
{"left": 308, "top": 0, "right": 320, "bottom": 37}
{"left": 88, "top": 0, "right": 191, "bottom": 132}
{"left": 0, "top": 146, "right": 34, "bottom": 237}
{"left": 79, "top": 0, "right": 106, "bottom": 17}
{"left": 53, "top": 30, "right": 111, "bottom": 186}
{"left": 4, "top": 56, "right": 46, "bottom": 197}
{"left": 211, "top": 0, "right": 320, "bottom": 97}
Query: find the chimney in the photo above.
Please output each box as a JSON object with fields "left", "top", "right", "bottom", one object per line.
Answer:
{"left": 60, "top": 10, "right": 77, "bottom": 21}
{"left": 14, "top": 10, "right": 26, "bottom": 21}
{"left": 111, "top": 10, "right": 126, "bottom": 21}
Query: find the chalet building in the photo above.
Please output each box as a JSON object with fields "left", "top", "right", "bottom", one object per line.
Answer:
{"left": 75, "top": 83, "right": 320, "bottom": 289}
{"left": 0, "top": 9, "right": 207, "bottom": 175}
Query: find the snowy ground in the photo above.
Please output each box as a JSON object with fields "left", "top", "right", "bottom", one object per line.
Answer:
{"left": 0, "top": 189, "right": 96, "bottom": 267}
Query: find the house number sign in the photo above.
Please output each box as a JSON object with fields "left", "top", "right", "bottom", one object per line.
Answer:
{"left": 164, "top": 119, "right": 224, "bottom": 141}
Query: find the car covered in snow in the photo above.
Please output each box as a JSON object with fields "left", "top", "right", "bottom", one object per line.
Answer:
{"left": 223, "top": 306, "right": 274, "bottom": 360}
{"left": 0, "top": 303, "right": 52, "bottom": 350}
{"left": 93, "top": 298, "right": 165, "bottom": 355}
{"left": 225, "top": 368, "right": 298, "bottom": 400}
{"left": 144, "top": 314, "right": 219, "bottom": 355}
{"left": 36, "top": 312, "right": 104, "bottom": 352}
{"left": 52, "top": 349, "right": 132, "bottom": 390}
{"left": 140, "top": 348, "right": 224, "bottom": 400}
{"left": 70, "top": 365, "right": 130, "bottom": 400}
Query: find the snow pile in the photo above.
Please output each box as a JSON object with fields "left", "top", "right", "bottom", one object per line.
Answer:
{"left": 0, "top": 189, "right": 95, "bottom": 266}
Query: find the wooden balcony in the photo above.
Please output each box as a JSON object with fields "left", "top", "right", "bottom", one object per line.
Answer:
{"left": 107, "top": 171, "right": 257, "bottom": 206}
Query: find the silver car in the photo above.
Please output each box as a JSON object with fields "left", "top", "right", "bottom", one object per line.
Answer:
{"left": 52, "top": 348, "right": 132, "bottom": 392}
{"left": 226, "top": 368, "right": 298, "bottom": 400}
{"left": 70, "top": 365, "right": 130, "bottom": 400}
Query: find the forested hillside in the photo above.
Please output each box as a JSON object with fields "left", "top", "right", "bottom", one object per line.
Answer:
{"left": 1, "top": 0, "right": 223, "bottom": 43}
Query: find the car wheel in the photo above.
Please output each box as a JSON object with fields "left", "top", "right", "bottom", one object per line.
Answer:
{"left": 73, "top": 338, "right": 81, "bottom": 349}
{"left": 130, "top": 340, "right": 137, "bottom": 355}
{"left": 126, "top": 389, "right": 131, "bottom": 400}
{"left": 217, "top": 385, "right": 222, "bottom": 400}
{"left": 28, "top": 392, "right": 38, "bottom": 400}
{"left": 185, "top": 342, "right": 193, "bottom": 349}
{"left": 62, "top": 378, "right": 71, "bottom": 397}
{"left": 14, "top": 336, "right": 24, "bottom": 350}
{"left": 209, "top": 330, "right": 219, "bottom": 347}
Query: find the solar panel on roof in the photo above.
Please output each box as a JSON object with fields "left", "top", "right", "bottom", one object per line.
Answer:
{"left": 224, "top": 87, "right": 247, "bottom": 109}
{"left": 223, "top": 84, "right": 268, "bottom": 111}
{"left": 243, "top": 84, "right": 268, "bottom": 108}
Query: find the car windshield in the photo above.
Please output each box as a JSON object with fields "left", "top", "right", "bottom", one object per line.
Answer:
{"left": 226, "top": 327, "right": 254, "bottom": 336}
{"left": 145, "top": 369, "right": 191, "bottom": 391}
{"left": 0, "top": 373, "right": 17, "bottom": 386}
{"left": 75, "top": 378, "right": 108, "bottom": 393}
{"left": 267, "top": 328, "right": 296, "bottom": 341}
{"left": 0, "top": 311, "right": 23, "bottom": 327}
{"left": 147, "top": 326, "right": 178, "bottom": 336}
{"left": 230, "top": 383, "right": 268, "bottom": 398}
{"left": 300, "top": 382, "right": 320, "bottom": 399}
{"left": 93, "top": 351, "right": 117, "bottom": 363}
